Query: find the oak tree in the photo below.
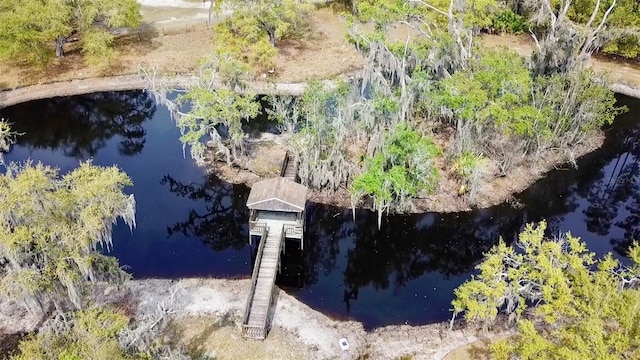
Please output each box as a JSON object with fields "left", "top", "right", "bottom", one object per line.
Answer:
{"left": 211, "top": 0, "right": 312, "bottom": 70}
{"left": 0, "top": 0, "right": 141, "bottom": 64}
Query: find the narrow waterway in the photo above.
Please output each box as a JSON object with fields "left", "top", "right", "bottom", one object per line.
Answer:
{"left": 1, "top": 92, "right": 638, "bottom": 329}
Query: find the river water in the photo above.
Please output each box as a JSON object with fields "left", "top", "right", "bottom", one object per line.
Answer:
{"left": 1, "top": 92, "right": 638, "bottom": 329}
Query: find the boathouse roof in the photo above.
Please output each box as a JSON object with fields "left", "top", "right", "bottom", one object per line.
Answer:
{"left": 246, "top": 177, "right": 308, "bottom": 213}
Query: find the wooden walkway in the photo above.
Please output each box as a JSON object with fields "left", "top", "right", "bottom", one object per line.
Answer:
{"left": 242, "top": 154, "right": 306, "bottom": 340}
{"left": 281, "top": 151, "right": 298, "bottom": 181}
{"left": 241, "top": 222, "right": 285, "bottom": 339}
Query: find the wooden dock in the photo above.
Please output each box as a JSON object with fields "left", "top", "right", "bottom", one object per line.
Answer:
{"left": 241, "top": 223, "right": 284, "bottom": 339}
{"left": 242, "top": 176, "right": 307, "bottom": 340}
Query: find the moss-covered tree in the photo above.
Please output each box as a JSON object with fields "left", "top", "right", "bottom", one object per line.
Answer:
{"left": 0, "top": 121, "right": 136, "bottom": 314}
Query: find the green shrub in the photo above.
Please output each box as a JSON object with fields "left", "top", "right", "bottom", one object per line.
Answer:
{"left": 492, "top": 10, "right": 524, "bottom": 34}
{"left": 603, "top": 34, "right": 640, "bottom": 59}
{"left": 452, "top": 151, "right": 484, "bottom": 180}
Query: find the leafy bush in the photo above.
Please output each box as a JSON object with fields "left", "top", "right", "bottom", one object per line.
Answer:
{"left": 452, "top": 151, "right": 484, "bottom": 180}
{"left": 451, "top": 151, "right": 487, "bottom": 201}
{"left": 492, "top": 9, "right": 524, "bottom": 34}
{"left": 13, "top": 308, "right": 130, "bottom": 360}
{"left": 602, "top": 34, "right": 640, "bottom": 58}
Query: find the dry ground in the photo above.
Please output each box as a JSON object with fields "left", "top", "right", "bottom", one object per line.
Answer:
{"left": 2, "top": 8, "right": 639, "bottom": 94}
{"left": 123, "top": 279, "right": 511, "bottom": 360}
{"left": 0, "top": 278, "right": 511, "bottom": 360}
{"left": 0, "top": 6, "right": 362, "bottom": 91}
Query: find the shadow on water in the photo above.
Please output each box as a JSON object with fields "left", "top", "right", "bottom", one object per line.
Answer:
{"left": 1, "top": 91, "right": 155, "bottom": 158}
{"left": 161, "top": 173, "right": 250, "bottom": 252}
{"left": 0, "top": 92, "right": 638, "bottom": 330}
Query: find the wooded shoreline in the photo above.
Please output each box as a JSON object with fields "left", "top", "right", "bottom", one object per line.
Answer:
{"left": 0, "top": 70, "right": 631, "bottom": 214}
{"left": 2, "top": 71, "right": 640, "bottom": 109}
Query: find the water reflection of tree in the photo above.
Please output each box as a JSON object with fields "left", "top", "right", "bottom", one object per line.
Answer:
{"left": 580, "top": 98, "right": 640, "bottom": 257}
{"left": 296, "top": 205, "right": 345, "bottom": 286}
{"left": 614, "top": 190, "right": 640, "bottom": 257}
{"left": 160, "top": 174, "right": 250, "bottom": 251}
{"left": 1, "top": 91, "right": 154, "bottom": 157}
{"left": 339, "top": 209, "right": 525, "bottom": 294}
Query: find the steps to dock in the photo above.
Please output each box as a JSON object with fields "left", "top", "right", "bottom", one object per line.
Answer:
{"left": 281, "top": 151, "right": 298, "bottom": 181}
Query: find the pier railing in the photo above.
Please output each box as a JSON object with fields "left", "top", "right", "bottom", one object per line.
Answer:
{"left": 241, "top": 226, "right": 268, "bottom": 337}
{"left": 259, "top": 224, "right": 285, "bottom": 337}
{"left": 283, "top": 223, "right": 303, "bottom": 239}
{"left": 249, "top": 221, "right": 267, "bottom": 235}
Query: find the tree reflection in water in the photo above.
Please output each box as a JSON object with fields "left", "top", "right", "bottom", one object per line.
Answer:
{"left": 0, "top": 91, "right": 155, "bottom": 157}
{"left": 581, "top": 95, "right": 640, "bottom": 258}
{"left": 161, "top": 174, "right": 250, "bottom": 251}
{"left": 301, "top": 205, "right": 525, "bottom": 313}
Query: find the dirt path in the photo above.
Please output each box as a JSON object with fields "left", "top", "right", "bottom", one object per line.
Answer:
{"left": 0, "top": 74, "right": 318, "bottom": 108}
{"left": 3, "top": 22, "right": 640, "bottom": 109}
{"left": 479, "top": 33, "right": 640, "bottom": 98}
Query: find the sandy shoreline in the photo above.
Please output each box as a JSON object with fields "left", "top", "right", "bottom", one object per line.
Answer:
{"left": 0, "top": 277, "right": 511, "bottom": 359}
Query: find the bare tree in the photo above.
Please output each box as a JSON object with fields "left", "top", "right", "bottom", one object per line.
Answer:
{"left": 528, "top": 0, "right": 618, "bottom": 75}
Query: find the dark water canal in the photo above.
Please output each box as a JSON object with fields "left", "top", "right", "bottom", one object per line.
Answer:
{"left": 1, "top": 92, "right": 638, "bottom": 329}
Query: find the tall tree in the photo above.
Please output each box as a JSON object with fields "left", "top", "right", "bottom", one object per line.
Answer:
{"left": 0, "top": 0, "right": 141, "bottom": 64}
{"left": 451, "top": 221, "right": 640, "bottom": 359}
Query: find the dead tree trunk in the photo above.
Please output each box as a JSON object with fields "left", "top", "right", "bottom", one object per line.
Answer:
{"left": 55, "top": 36, "right": 65, "bottom": 57}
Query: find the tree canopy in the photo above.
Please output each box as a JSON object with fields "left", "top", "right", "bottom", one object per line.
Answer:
{"left": 452, "top": 221, "right": 640, "bottom": 359}
{"left": 0, "top": 160, "right": 136, "bottom": 314}
{"left": 211, "top": 0, "right": 312, "bottom": 70}
{"left": 0, "top": 0, "right": 141, "bottom": 64}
